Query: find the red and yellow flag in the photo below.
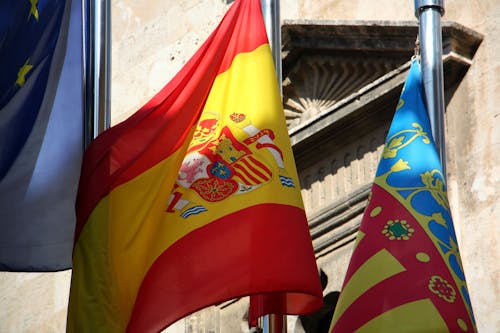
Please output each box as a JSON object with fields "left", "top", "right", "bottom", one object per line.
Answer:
{"left": 67, "top": 0, "right": 322, "bottom": 332}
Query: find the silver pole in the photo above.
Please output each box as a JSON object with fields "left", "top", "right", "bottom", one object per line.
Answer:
{"left": 259, "top": 1, "right": 286, "bottom": 332}
{"left": 83, "top": 0, "right": 111, "bottom": 149}
{"left": 414, "top": 0, "right": 446, "bottom": 176}
{"left": 260, "top": 314, "right": 287, "bottom": 333}
{"left": 260, "top": 0, "right": 282, "bottom": 96}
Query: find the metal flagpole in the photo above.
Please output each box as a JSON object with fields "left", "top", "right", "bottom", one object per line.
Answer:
{"left": 414, "top": 0, "right": 447, "bottom": 176}
{"left": 83, "top": 0, "right": 111, "bottom": 149}
{"left": 258, "top": 314, "right": 287, "bottom": 333}
{"left": 261, "top": 0, "right": 282, "bottom": 96}
{"left": 259, "top": 1, "right": 286, "bottom": 333}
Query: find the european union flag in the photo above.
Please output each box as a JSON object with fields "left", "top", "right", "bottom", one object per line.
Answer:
{"left": 0, "top": 0, "right": 83, "bottom": 271}
{"left": 329, "top": 60, "right": 476, "bottom": 332}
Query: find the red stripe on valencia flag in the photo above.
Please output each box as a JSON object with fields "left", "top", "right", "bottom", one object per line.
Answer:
{"left": 68, "top": 0, "right": 323, "bottom": 332}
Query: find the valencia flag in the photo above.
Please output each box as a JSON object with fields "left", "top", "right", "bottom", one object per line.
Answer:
{"left": 67, "top": 0, "right": 322, "bottom": 332}
{"left": 329, "top": 60, "right": 476, "bottom": 333}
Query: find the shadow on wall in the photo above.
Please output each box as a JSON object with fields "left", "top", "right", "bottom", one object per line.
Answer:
{"left": 298, "top": 269, "right": 339, "bottom": 333}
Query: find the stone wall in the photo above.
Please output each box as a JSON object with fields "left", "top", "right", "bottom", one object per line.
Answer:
{"left": 0, "top": 0, "right": 498, "bottom": 332}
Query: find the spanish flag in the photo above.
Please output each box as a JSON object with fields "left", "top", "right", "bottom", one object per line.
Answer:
{"left": 329, "top": 60, "right": 476, "bottom": 332}
{"left": 67, "top": 0, "right": 322, "bottom": 331}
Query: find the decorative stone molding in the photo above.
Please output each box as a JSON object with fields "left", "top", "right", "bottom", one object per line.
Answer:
{"left": 299, "top": 127, "right": 385, "bottom": 212}
{"left": 282, "top": 20, "right": 483, "bottom": 256}
{"left": 283, "top": 20, "right": 483, "bottom": 138}
{"left": 284, "top": 56, "right": 406, "bottom": 128}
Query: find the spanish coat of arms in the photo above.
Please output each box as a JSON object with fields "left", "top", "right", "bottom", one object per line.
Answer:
{"left": 166, "top": 112, "right": 293, "bottom": 218}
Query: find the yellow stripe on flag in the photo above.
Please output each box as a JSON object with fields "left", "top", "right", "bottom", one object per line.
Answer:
{"left": 331, "top": 249, "right": 406, "bottom": 325}
{"left": 68, "top": 142, "right": 190, "bottom": 332}
{"left": 357, "top": 299, "right": 448, "bottom": 333}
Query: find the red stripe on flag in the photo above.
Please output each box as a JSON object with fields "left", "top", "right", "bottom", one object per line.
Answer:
{"left": 332, "top": 270, "right": 471, "bottom": 333}
{"left": 333, "top": 183, "right": 475, "bottom": 332}
{"left": 232, "top": 156, "right": 272, "bottom": 186}
{"left": 248, "top": 156, "right": 272, "bottom": 178}
{"left": 127, "top": 204, "right": 323, "bottom": 332}
{"left": 233, "top": 159, "right": 268, "bottom": 185}
{"left": 75, "top": 0, "right": 269, "bottom": 241}
{"left": 332, "top": 272, "right": 432, "bottom": 332}
{"left": 233, "top": 167, "right": 254, "bottom": 185}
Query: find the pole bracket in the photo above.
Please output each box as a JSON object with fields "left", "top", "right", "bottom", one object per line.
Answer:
{"left": 414, "top": 0, "right": 444, "bottom": 17}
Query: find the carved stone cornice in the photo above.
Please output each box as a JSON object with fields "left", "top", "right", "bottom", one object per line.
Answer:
{"left": 282, "top": 21, "right": 483, "bottom": 257}
{"left": 309, "top": 184, "right": 371, "bottom": 256}
{"left": 282, "top": 20, "right": 483, "bottom": 170}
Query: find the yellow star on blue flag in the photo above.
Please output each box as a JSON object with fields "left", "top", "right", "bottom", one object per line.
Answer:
{"left": 29, "top": 0, "right": 40, "bottom": 21}
{"left": 0, "top": 0, "right": 65, "bottom": 178}
{"left": 16, "top": 59, "right": 33, "bottom": 86}
{"left": 0, "top": 0, "right": 84, "bottom": 272}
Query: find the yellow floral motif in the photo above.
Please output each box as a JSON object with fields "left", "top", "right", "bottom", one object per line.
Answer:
{"left": 412, "top": 123, "right": 430, "bottom": 144}
{"left": 382, "top": 219, "right": 415, "bottom": 240}
{"left": 390, "top": 159, "right": 410, "bottom": 173}
{"left": 430, "top": 212, "right": 462, "bottom": 257}
{"left": 382, "top": 136, "right": 404, "bottom": 158}
{"left": 420, "top": 170, "right": 449, "bottom": 210}
{"left": 396, "top": 98, "right": 405, "bottom": 111}
{"left": 382, "top": 122, "right": 430, "bottom": 159}
{"left": 428, "top": 275, "right": 456, "bottom": 303}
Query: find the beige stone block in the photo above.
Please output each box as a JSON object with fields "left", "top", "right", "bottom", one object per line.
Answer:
{"left": 111, "top": 0, "right": 230, "bottom": 125}
{"left": 0, "top": 271, "right": 71, "bottom": 332}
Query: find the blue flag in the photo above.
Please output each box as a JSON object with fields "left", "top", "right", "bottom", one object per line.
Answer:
{"left": 0, "top": 0, "right": 83, "bottom": 271}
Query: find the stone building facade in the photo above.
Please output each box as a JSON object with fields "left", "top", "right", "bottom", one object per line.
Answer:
{"left": 0, "top": 0, "right": 498, "bottom": 332}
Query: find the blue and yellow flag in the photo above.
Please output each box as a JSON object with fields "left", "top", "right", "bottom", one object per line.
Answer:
{"left": 329, "top": 60, "right": 476, "bottom": 332}
{"left": 0, "top": 0, "right": 83, "bottom": 271}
